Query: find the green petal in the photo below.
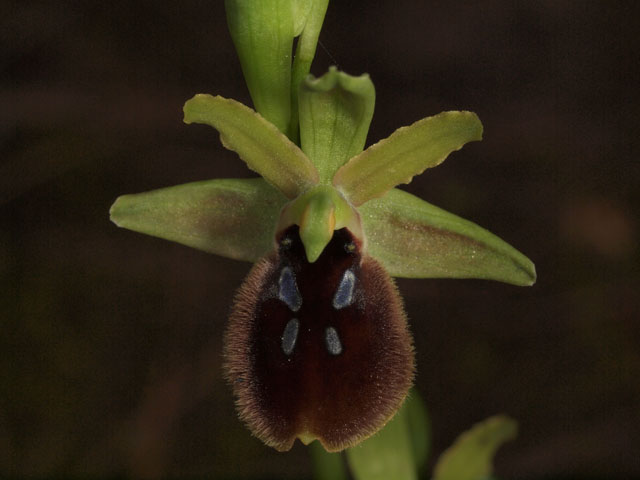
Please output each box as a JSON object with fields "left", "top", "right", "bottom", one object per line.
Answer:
{"left": 345, "top": 394, "right": 420, "bottom": 480}
{"left": 359, "top": 189, "right": 536, "bottom": 286}
{"left": 299, "top": 67, "right": 375, "bottom": 181}
{"left": 333, "top": 111, "right": 482, "bottom": 206}
{"left": 225, "top": 0, "right": 312, "bottom": 135}
{"left": 109, "top": 178, "right": 287, "bottom": 262}
{"left": 433, "top": 415, "right": 517, "bottom": 480}
{"left": 184, "top": 94, "right": 318, "bottom": 199}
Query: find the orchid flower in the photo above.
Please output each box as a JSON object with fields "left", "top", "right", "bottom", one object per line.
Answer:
{"left": 109, "top": 0, "right": 535, "bottom": 456}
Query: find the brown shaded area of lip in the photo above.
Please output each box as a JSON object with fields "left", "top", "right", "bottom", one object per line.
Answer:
{"left": 223, "top": 226, "right": 414, "bottom": 451}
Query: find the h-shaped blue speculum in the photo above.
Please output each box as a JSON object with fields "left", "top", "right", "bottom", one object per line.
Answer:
{"left": 324, "top": 326, "right": 343, "bottom": 355}
{"left": 278, "top": 266, "right": 302, "bottom": 312}
{"left": 281, "top": 318, "right": 300, "bottom": 356}
{"left": 332, "top": 269, "right": 356, "bottom": 310}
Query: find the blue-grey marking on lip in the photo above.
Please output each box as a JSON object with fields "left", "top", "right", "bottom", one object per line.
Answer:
{"left": 332, "top": 269, "right": 356, "bottom": 310}
{"left": 281, "top": 318, "right": 300, "bottom": 356}
{"left": 325, "top": 326, "right": 343, "bottom": 355}
{"left": 278, "top": 266, "right": 302, "bottom": 311}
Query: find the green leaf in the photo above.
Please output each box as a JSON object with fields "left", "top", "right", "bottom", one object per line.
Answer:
{"left": 433, "top": 415, "right": 517, "bottom": 480}
{"left": 359, "top": 188, "right": 536, "bottom": 285}
{"left": 310, "top": 441, "right": 349, "bottom": 480}
{"left": 299, "top": 67, "right": 376, "bottom": 182}
{"left": 333, "top": 111, "right": 482, "bottom": 206}
{"left": 184, "top": 94, "right": 319, "bottom": 199}
{"left": 345, "top": 396, "right": 418, "bottom": 480}
{"left": 225, "top": 0, "right": 312, "bottom": 136}
{"left": 404, "top": 389, "right": 431, "bottom": 473}
{"left": 289, "top": 0, "right": 330, "bottom": 144}
{"left": 109, "top": 178, "right": 287, "bottom": 262}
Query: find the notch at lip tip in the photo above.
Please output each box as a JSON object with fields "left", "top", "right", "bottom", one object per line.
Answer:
{"left": 297, "top": 432, "right": 317, "bottom": 446}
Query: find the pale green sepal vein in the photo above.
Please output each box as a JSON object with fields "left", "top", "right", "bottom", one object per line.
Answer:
{"left": 433, "top": 415, "right": 517, "bottom": 480}
{"left": 225, "top": 0, "right": 312, "bottom": 136}
{"left": 359, "top": 188, "right": 536, "bottom": 285}
{"left": 346, "top": 392, "right": 424, "bottom": 480}
{"left": 299, "top": 67, "right": 375, "bottom": 181}
{"left": 184, "top": 94, "right": 319, "bottom": 199}
{"left": 334, "top": 111, "right": 482, "bottom": 206}
{"left": 109, "top": 178, "right": 287, "bottom": 262}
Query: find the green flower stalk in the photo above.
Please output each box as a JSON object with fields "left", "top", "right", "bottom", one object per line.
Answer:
{"left": 110, "top": 0, "right": 535, "bottom": 455}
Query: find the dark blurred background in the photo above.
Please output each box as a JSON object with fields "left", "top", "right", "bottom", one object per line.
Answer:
{"left": 2, "top": 1, "right": 639, "bottom": 478}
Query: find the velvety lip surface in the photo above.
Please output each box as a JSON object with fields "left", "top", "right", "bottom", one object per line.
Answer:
{"left": 224, "top": 226, "right": 415, "bottom": 451}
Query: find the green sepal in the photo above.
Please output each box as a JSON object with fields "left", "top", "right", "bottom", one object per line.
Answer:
{"left": 333, "top": 111, "right": 482, "bottom": 206}
{"left": 277, "top": 185, "right": 362, "bottom": 263}
{"left": 299, "top": 67, "right": 375, "bottom": 181}
{"left": 225, "top": 0, "right": 312, "bottom": 136}
{"left": 109, "top": 178, "right": 287, "bottom": 262}
{"left": 289, "top": 0, "right": 330, "bottom": 144}
{"left": 433, "top": 415, "right": 517, "bottom": 480}
{"left": 184, "top": 94, "right": 319, "bottom": 199}
{"left": 345, "top": 391, "right": 429, "bottom": 480}
{"left": 359, "top": 188, "right": 536, "bottom": 286}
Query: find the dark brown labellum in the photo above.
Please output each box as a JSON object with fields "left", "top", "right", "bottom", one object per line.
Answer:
{"left": 224, "top": 226, "right": 414, "bottom": 452}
